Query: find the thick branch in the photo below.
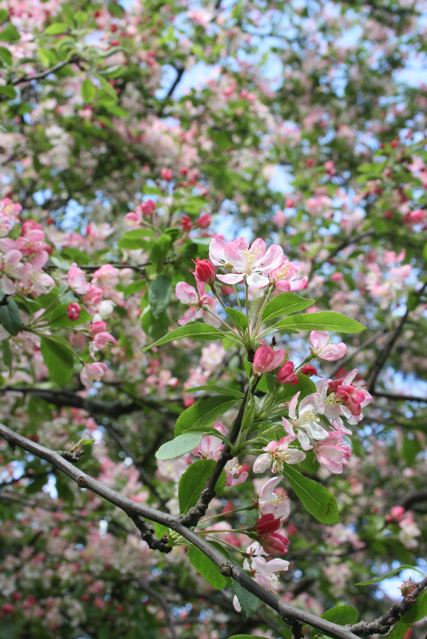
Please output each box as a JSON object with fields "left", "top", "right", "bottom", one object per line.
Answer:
{"left": 0, "top": 422, "right": 360, "bottom": 639}
{"left": 349, "top": 578, "right": 427, "bottom": 635}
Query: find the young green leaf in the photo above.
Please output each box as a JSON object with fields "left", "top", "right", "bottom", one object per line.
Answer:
{"left": 225, "top": 307, "right": 248, "bottom": 332}
{"left": 0, "top": 298, "right": 24, "bottom": 335}
{"left": 175, "top": 396, "right": 238, "bottom": 436}
{"left": 40, "top": 336, "right": 75, "bottom": 385}
{"left": 232, "top": 580, "right": 260, "bottom": 617}
{"left": 274, "top": 311, "right": 365, "bottom": 334}
{"left": 143, "top": 322, "right": 226, "bottom": 351}
{"left": 263, "top": 292, "right": 315, "bottom": 323}
{"left": 283, "top": 465, "right": 339, "bottom": 525}
{"left": 321, "top": 604, "right": 359, "bottom": 624}
{"left": 355, "top": 565, "right": 425, "bottom": 586}
{"left": 179, "top": 460, "right": 221, "bottom": 513}
{"left": 155, "top": 432, "right": 203, "bottom": 461}
{"left": 188, "top": 546, "right": 229, "bottom": 589}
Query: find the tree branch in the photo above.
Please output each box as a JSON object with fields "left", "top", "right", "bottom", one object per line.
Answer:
{"left": 368, "top": 281, "right": 427, "bottom": 393}
{"left": 348, "top": 577, "right": 427, "bottom": 635}
{"left": 0, "top": 422, "right": 361, "bottom": 639}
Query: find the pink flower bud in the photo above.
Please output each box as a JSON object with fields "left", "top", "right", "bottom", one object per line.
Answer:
{"left": 276, "top": 361, "right": 298, "bottom": 384}
{"left": 181, "top": 215, "right": 193, "bottom": 232}
{"left": 141, "top": 199, "right": 156, "bottom": 216}
{"left": 66, "top": 303, "right": 81, "bottom": 321}
{"left": 160, "top": 168, "right": 173, "bottom": 181}
{"left": 254, "top": 514, "right": 281, "bottom": 535}
{"left": 300, "top": 364, "right": 317, "bottom": 377}
{"left": 196, "top": 213, "right": 212, "bottom": 229}
{"left": 194, "top": 258, "right": 215, "bottom": 283}
{"left": 253, "top": 345, "right": 285, "bottom": 374}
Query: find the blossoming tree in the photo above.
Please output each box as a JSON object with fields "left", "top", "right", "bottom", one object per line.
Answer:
{"left": 0, "top": 1, "right": 426, "bottom": 638}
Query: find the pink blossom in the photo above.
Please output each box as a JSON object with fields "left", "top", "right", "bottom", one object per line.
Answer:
{"left": 83, "top": 285, "right": 104, "bottom": 307}
{"left": 192, "top": 422, "right": 225, "bottom": 461}
{"left": 90, "top": 331, "right": 117, "bottom": 355}
{"left": 314, "top": 431, "right": 351, "bottom": 474}
{"left": 258, "top": 477, "right": 291, "bottom": 519}
{"left": 67, "top": 263, "right": 90, "bottom": 295}
{"left": 175, "top": 279, "right": 216, "bottom": 325}
{"left": 253, "top": 345, "right": 285, "bottom": 374}
{"left": 209, "top": 237, "right": 283, "bottom": 288}
{"left": 0, "top": 198, "right": 21, "bottom": 237}
{"left": 269, "top": 256, "right": 308, "bottom": 292}
{"left": 254, "top": 514, "right": 290, "bottom": 555}
{"left": 80, "top": 362, "right": 108, "bottom": 388}
{"left": 309, "top": 331, "right": 347, "bottom": 361}
{"left": 225, "top": 459, "right": 249, "bottom": 486}
{"left": 253, "top": 435, "right": 306, "bottom": 474}
{"left": 282, "top": 392, "right": 328, "bottom": 450}
{"left": 160, "top": 167, "right": 173, "bottom": 180}
{"left": 325, "top": 370, "right": 372, "bottom": 425}
{"left": 244, "top": 542, "right": 289, "bottom": 591}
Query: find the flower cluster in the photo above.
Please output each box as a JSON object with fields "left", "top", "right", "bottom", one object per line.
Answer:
{"left": 0, "top": 201, "right": 54, "bottom": 297}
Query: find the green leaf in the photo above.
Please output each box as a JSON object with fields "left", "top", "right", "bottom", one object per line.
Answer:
{"left": 283, "top": 465, "right": 339, "bottom": 525}
{"left": 155, "top": 432, "right": 203, "bottom": 461}
{"left": 44, "top": 22, "right": 69, "bottom": 35}
{"left": 0, "top": 24, "right": 19, "bottom": 42}
{"left": 274, "top": 311, "right": 365, "bottom": 334}
{"left": 355, "top": 565, "right": 425, "bottom": 586}
{"left": 188, "top": 546, "right": 228, "bottom": 589}
{"left": 148, "top": 275, "right": 172, "bottom": 318}
{"left": 143, "top": 322, "right": 226, "bottom": 351}
{"left": 1, "top": 340, "right": 12, "bottom": 370}
{"left": 40, "top": 336, "right": 75, "bottom": 385}
{"left": 186, "top": 385, "right": 244, "bottom": 399}
{"left": 118, "top": 229, "right": 152, "bottom": 250}
{"left": 321, "top": 605, "right": 359, "bottom": 624}
{"left": 150, "top": 233, "right": 172, "bottom": 271}
{"left": 178, "top": 460, "right": 216, "bottom": 513}
{"left": 0, "top": 10, "right": 8, "bottom": 24}
{"left": 0, "top": 46, "right": 12, "bottom": 66}
{"left": 232, "top": 580, "right": 260, "bottom": 617}
{"left": 263, "top": 293, "right": 315, "bottom": 323}
{"left": 0, "top": 84, "right": 16, "bottom": 99}
{"left": 402, "top": 590, "right": 427, "bottom": 623}
{"left": 175, "top": 396, "right": 237, "bottom": 436}
{"left": 387, "top": 621, "right": 408, "bottom": 639}
{"left": 228, "top": 636, "right": 268, "bottom": 639}
{"left": 82, "top": 77, "right": 96, "bottom": 102}
{"left": 225, "top": 308, "right": 248, "bottom": 332}
{"left": 0, "top": 298, "right": 24, "bottom": 335}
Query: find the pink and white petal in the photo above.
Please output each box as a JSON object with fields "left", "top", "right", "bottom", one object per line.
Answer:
{"left": 320, "top": 343, "right": 347, "bottom": 361}
{"left": 253, "top": 453, "right": 272, "bottom": 473}
{"left": 177, "top": 307, "right": 198, "bottom": 326}
{"left": 209, "top": 237, "right": 226, "bottom": 265}
{"left": 258, "top": 244, "right": 284, "bottom": 272}
{"left": 286, "top": 448, "right": 306, "bottom": 464}
{"left": 216, "top": 273, "right": 244, "bottom": 285}
{"left": 246, "top": 272, "right": 269, "bottom": 288}
{"left": 224, "top": 240, "right": 245, "bottom": 269}
{"left": 249, "top": 238, "right": 266, "bottom": 258}
{"left": 309, "top": 331, "right": 329, "bottom": 352}
{"left": 287, "top": 391, "right": 300, "bottom": 420}
{"left": 176, "top": 282, "right": 198, "bottom": 304}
